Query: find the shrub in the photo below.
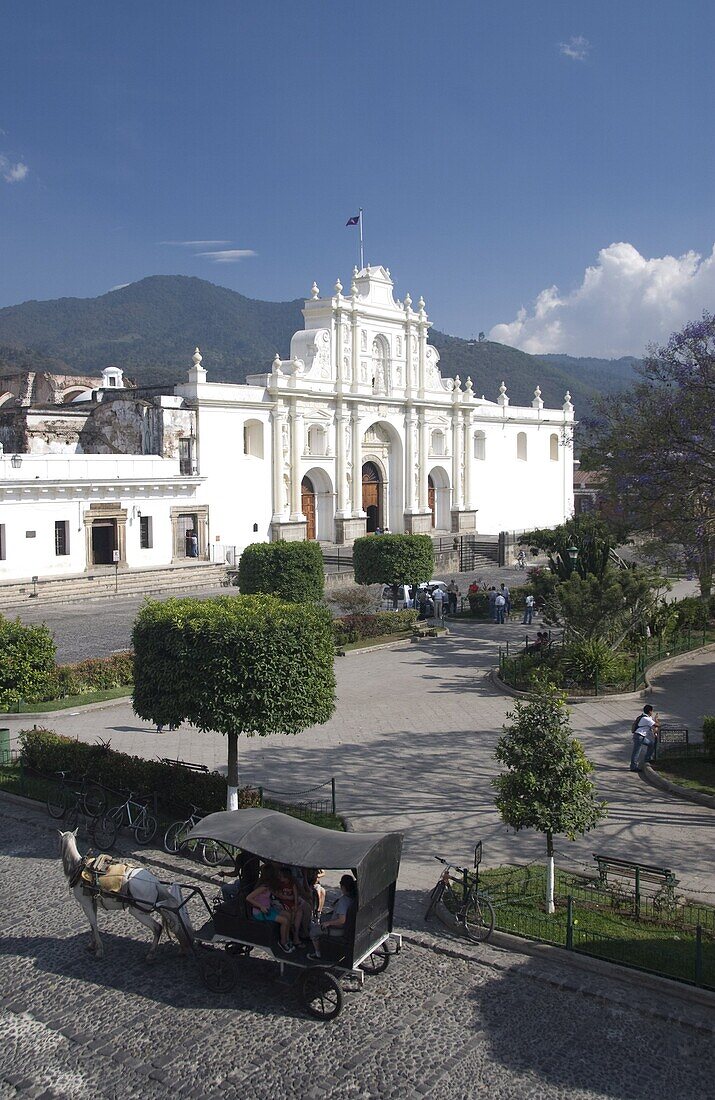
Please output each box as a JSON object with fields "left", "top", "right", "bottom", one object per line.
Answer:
{"left": 562, "top": 639, "right": 625, "bottom": 687}
{"left": 703, "top": 716, "right": 715, "bottom": 757}
{"left": 332, "top": 610, "right": 417, "bottom": 646}
{"left": 237, "top": 540, "right": 325, "bottom": 602}
{"left": 526, "top": 567, "right": 558, "bottom": 601}
{"left": 328, "top": 584, "right": 382, "bottom": 615}
{"left": 0, "top": 616, "right": 56, "bottom": 708}
{"left": 467, "top": 590, "right": 490, "bottom": 617}
{"left": 18, "top": 726, "right": 260, "bottom": 815}
{"left": 672, "top": 596, "right": 709, "bottom": 632}
{"left": 353, "top": 534, "right": 433, "bottom": 587}
{"left": 39, "top": 651, "right": 134, "bottom": 701}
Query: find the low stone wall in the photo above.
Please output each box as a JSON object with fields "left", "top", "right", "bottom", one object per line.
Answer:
{"left": 324, "top": 570, "right": 355, "bottom": 590}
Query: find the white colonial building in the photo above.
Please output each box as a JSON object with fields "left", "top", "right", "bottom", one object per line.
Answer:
{"left": 0, "top": 265, "right": 574, "bottom": 583}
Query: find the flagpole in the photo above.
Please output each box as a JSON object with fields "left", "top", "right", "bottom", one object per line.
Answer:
{"left": 359, "top": 207, "right": 364, "bottom": 271}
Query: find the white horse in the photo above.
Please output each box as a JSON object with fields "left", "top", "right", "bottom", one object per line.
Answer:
{"left": 58, "top": 829, "right": 193, "bottom": 961}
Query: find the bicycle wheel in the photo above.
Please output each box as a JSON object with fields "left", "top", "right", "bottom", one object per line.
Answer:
{"left": 135, "top": 813, "right": 157, "bottom": 846}
{"left": 47, "top": 784, "right": 67, "bottom": 820}
{"left": 463, "top": 893, "right": 495, "bottom": 943}
{"left": 83, "top": 784, "right": 106, "bottom": 818}
{"left": 64, "top": 803, "right": 80, "bottom": 832}
{"left": 424, "top": 880, "right": 445, "bottom": 921}
{"left": 201, "top": 840, "right": 226, "bottom": 867}
{"left": 164, "top": 820, "right": 188, "bottom": 854}
{"left": 91, "top": 813, "right": 118, "bottom": 849}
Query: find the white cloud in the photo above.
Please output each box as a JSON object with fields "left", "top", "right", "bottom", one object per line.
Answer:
{"left": 489, "top": 242, "right": 715, "bottom": 357}
{"left": 162, "top": 239, "right": 231, "bottom": 247}
{"left": 559, "top": 35, "right": 590, "bottom": 61}
{"left": 0, "top": 155, "right": 29, "bottom": 183}
{"left": 197, "top": 249, "right": 257, "bottom": 263}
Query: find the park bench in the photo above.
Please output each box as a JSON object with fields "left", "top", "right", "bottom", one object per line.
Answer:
{"left": 158, "top": 757, "right": 209, "bottom": 775}
{"left": 593, "top": 853, "right": 679, "bottom": 912}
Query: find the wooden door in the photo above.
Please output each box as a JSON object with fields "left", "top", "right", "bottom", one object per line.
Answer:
{"left": 428, "top": 475, "right": 436, "bottom": 528}
{"left": 301, "top": 477, "right": 316, "bottom": 540}
{"left": 362, "top": 462, "right": 381, "bottom": 532}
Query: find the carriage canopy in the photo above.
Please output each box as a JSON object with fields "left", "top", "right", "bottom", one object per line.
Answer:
{"left": 185, "top": 808, "right": 402, "bottom": 904}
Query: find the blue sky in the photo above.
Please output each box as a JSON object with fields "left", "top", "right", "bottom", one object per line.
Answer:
{"left": 1, "top": 1, "right": 713, "bottom": 356}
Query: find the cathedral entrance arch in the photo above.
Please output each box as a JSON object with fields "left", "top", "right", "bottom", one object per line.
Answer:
{"left": 428, "top": 466, "right": 451, "bottom": 531}
{"left": 301, "top": 476, "right": 317, "bottom": 540}
{"left": 362, "top": 461, "right": 382, "bottom": 533}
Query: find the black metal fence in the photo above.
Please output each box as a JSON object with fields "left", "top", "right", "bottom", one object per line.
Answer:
{"left": 256, "top": 777, "right": 337, "bottom": 822}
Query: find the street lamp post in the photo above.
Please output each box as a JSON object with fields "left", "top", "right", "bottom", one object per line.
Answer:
{"left": 566, "top": 545, "right": 579, "bottom": 574}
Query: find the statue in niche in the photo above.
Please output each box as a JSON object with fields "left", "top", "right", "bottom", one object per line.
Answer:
{"left": 360, "top": 330, "right": 367, "bottom": 351}
{"left": 281, "top": 420, "right": 289, "bottom": 465}
{"left": 396, "top": 335, "right": 402, "bottom": 357}
{"left": 282, "top": 473, "right": 290, "bottom": 513}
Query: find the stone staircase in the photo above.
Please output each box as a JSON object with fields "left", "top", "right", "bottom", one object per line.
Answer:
{"left": 0, "top": 561, "right": 227, "bottom": 610}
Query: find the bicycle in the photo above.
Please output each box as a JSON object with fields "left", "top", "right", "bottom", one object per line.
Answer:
{"left": 425, "top": 842, "right": 495, "bottom": 943}
{"left": 46, "top": 771, "right": 107, "bottom": 828}
{"left": 164, "top": 804, "right": 228, "bottom": 866}
{"left": 91, "top": 790, "right": 157, "bottom": 848}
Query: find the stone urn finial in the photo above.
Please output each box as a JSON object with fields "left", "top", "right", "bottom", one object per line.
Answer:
{"left": 310, "top": 281, "right": 319, "bottom": 300}
{"left": 192, "top": 347, "right": 202, "bottom": 368}
{"left": 334, "top": 277, "right": 343, "bottom": 296}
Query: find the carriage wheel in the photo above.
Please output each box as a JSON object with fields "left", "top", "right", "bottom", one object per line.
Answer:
{"left": 359, "top": 946, "right": 390, "bottom": 975}
{"left": 135, "top": 814, "right": 157, "bottom": 846}
{"left": 200, "top": 952, "right": 237, "bottom": 994}
{"left": 300, "top": 969, "right": 343, "bottom": 1021}
{"left": 47, "top": 785, "right": 67, "bottom": 820}
{"left": 91, "top": 813, "right": 118, "bottom": 849}
{"left": 200, "top": 840, "right": 226, "bottom": 867}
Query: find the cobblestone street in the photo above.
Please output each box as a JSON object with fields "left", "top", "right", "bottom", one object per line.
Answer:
{"left": 1, "top": 805, "right": 714, "bottom": 1099}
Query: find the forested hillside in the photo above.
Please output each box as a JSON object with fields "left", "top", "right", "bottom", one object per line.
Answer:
{"left": 0, "top": 275, "right": 637, "bottom": 417}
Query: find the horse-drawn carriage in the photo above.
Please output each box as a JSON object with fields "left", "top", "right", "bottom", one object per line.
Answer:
{"left": 60, "top": 807, "right": 403, "bottom": 1022}
{"left": 183, "top": 808, "right": 403, "bottom": 1020}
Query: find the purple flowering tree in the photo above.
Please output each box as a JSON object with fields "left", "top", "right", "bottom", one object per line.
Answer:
{"left": 584, "top": 313, "right": 715, "bottom": 601}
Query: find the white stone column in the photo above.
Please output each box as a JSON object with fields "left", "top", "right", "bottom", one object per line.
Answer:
{"left": 335, "top": 406, "right": 348, "bottom": 516}
{"left": 417, "top": 300, "right": 427, "bottom": 399}
{"left": 289, "top": 404, "right": 304, "bottom": 520}
{"left": 351, "top": 288, "right": 360, "bottom": 392}
{"left": 463, "top": 411, "right": 473, "bottom": 511}
{"left": 451, "top": 411, "right": 462, "bottom": 509}
{"left": 404, "top": 407, "right": 416, "bottom": 512}
{"left": 418, "top": 411, "right": 429, "bottom": 511}
{"left": 350, "top": 406, "right": 362, "bottom": 515}
{"left": 270, "top": 406, "right": 286, "bottom": 519}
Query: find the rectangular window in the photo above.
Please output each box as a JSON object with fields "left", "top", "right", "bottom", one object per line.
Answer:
{"left": 54, "top": 520, "right": 69, "bottom": 556}
{"left": 179, "top": 438, "right": 194, "bottom": 475}
{"left": 139, "top": 515, "right": 153, "bottom": 549}
{"left": 0, "top": 524, "right": 5, "bottom": 561}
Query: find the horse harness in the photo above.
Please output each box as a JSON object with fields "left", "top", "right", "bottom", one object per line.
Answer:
{"left": 71, "top": 853, "right": 133, "bottom": 907}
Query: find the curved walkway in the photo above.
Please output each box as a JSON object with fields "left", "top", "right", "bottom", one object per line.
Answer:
{"left": 6, "top": 618, "right": 715, "bottom": 915}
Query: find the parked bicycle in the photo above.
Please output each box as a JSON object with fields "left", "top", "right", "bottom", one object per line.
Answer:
{"left": 164, "top": 804, "right": 229, "bottom": 866}
{"left": 92, "top": 790, "right": 157, "bottom": 848}
{"left": 46, "top": 771, "right": 107, "bottom": 829}
{"left": 425, "top": 842, "right": 495, "bottom": 942}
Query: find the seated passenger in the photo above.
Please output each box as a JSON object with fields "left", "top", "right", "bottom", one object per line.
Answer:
{"left": 218, "top": 849, "right": 260, "bottom": 902}
{"left": 272, "top": 865, "right": 302, "bottom": 948}
{"left": 245, "top": 866, "right": 294, "bottom": 953}
{"left": 293, "top": 867, "right": 326, "bottom": 938}
{"left": 307, "top": 874, "right": 356, "bottom": 960}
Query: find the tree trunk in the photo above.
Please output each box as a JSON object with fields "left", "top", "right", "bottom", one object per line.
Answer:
{"left": 226, "top": 730, "right": 239, "bottom": 811}
{"left": 545, "top": 832, "right": 555, "bottom": 915}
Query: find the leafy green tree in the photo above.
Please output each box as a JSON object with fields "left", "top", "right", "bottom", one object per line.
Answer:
{"left": 0, "top": 616, "right": 56, "bottom": 709}
{"left": 493, "top": 680, "right": 607, "bottom": 913}
{"left": 520, "top": 514, "right": 620, "bottom": 581}
{"left": 237, "top": 540, "right": 324, "bottom": 602}
{"left": 352, "top": 534, "right": 434, "bottom": 588}
{"left": 584, "top": 313, "right": 715, "bottom": 601}
{"left": 132, "top": 595, "right": 336, "bottom": 809}
{"left": 541, "top": 567, "right": 667, "bottom": 649}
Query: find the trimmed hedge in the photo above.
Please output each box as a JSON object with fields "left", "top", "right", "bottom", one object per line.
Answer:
{"left": 333, "top": 610, "right": 418, "bottom": 646}
{"left": 353, "top": 534, "right": 433, "bottom": 587}
{"left": 45, "top": 652, "right": 134, "bottom": 701}
{"left": 0, "top": 616, "right": 56, "bottom": 709}
{"left": 237, "top": 540, "right": 325, "bottom": 602}
{"left": 18, "top": 726, "right": 259, "bottom": 815}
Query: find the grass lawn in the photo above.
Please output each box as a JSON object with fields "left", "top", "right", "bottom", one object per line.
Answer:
{"left": 3, "top": 685, "right": 131, "bottom": 715}
{"left": 474, "top": 864, "right": 715, "bottom": 988}
{"left": 653, "top": 758, "right": 715, "bottom": 797}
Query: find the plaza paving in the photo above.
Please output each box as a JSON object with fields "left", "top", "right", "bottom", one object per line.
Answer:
{"left": 1, "top": 805, "right": 714, "bottom": 1100}
{"left": 5, "top": 615, "right": 715, "bottom": 916}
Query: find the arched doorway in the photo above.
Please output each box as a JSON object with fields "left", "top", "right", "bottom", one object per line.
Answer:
{"left": 428, "top": 474, "right": 436, "bottom": 528}
{"left": 301, "top": 475, "right": 316, "bottom": 540}
{"left": 362, "top": 461, "right": 382, "bottom": 533}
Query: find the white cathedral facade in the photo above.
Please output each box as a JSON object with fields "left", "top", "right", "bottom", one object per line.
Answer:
{"left": 0, "top": 265, "right": 574, "bottom": 583}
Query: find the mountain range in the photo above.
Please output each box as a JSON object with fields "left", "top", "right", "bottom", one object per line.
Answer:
{"left": 0, "top": 275, "right": 638, "bottom": 420}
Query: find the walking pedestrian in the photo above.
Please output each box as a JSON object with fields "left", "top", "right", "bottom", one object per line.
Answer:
{"left": 447, "top": 579, "right": 459, "bottom": 615}
{"left": 630, "top": 705, "right": 660, "bottom": 771}
{"left": 522, "top": 593, "right": 535, "bottom": 625}
{"left": 500, "top": 583, "right": 511, "bottom": 616}
{"left": 488, "top": 586, "right": 498, "bottom": 621}
{"left": 494, "top": 591, "right": 506, "bottom": 624}
{"left": 432, "top": 586, "right": 444, "bottom": 621}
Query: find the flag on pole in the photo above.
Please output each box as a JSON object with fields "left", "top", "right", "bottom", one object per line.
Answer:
{"left": 345, "top": 214, "right": 360, "bottom": 226}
